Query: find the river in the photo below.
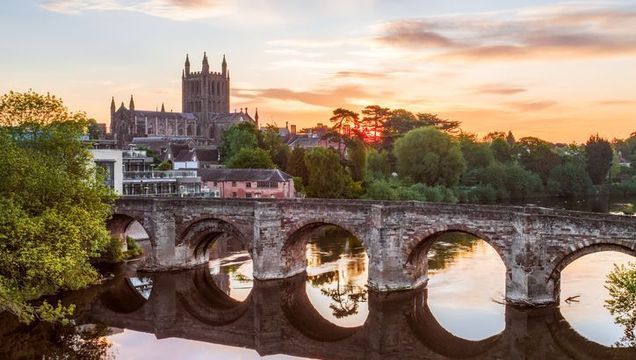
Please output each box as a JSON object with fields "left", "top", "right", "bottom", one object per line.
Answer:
{"left": 1, "top": 196, "right": 635, "bottom": 359}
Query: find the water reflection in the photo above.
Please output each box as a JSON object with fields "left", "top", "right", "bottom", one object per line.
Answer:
{"left": 426, "top": 233, "right": 506, "bottom": 341}
{"left": 208, "top": 235, "right": 253, "bottom": 302}
{"left": 561, "top": 252, "right": 636, "bottom": 347}
{"left": 2, "top": 266, "right": 636, "bottom": 359}
{"left": 305, "top": 226, "right": 368, "bottom": 327}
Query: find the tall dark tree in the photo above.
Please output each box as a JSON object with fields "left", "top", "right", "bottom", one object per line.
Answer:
{"left": 261, "top": 124, "right": 290, "bottom": 169}
{"left": 506, "top": 131, "right": 516, "bottom": 147}
{"left": 361, "top": 105, "right": 391, "bottom": 144}
{"left": 304, "top": 148, "right": 353, "bottom": 198}
{"left": 287, "top": 147, "right": 309, "bottom": 185}
{"left": 219, "top": 121, "right": 259, "bottom": 163}
{"left": 585, "top": 135, "right": 613, "bottom": 185}
{"left": 415, "top": 113, "right": 461, "bottom": 134}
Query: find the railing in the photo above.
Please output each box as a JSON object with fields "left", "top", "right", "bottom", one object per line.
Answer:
{"left": 124, "top": 170, "right": 198, "bottom": 180}
{"left": 123, "top": 150, "right": 150, "bottom": 159}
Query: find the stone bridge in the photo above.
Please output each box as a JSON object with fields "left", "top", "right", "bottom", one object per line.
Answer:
{"left": 111, "top": 197, "right": 636, "bottom": 306}
{"left": 80, "top": 267, "right": 635, "bottom": 359}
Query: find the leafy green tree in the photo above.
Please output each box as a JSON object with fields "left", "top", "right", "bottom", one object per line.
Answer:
{"left": 219, "top": 121, "right": 259, "bottom": 163}
{"left": 261, "top": 124, "right": 290, "bottom": 169}
{"left": 585, "top": 135, "right": 613, "bottom": 185}
{"left": 475, "top": 162, "right": 543, "bottom": 200}
{"left": 393, "top": 127, "right": 466, "bottom": 187}
{"left": 304, "top": 148, "right": 353, "bottom": 198}
{"left": 605, "top": 262, "right": 636, "bottom": 347}
{"left": 346, "top": 138, "right": 366, "bottom": 182}
{"left": 226, "top": 147, "right": 275, "bottom": 169}
{"left": 366, "top": 149, "right": 391, "bottom": 180}
{"left": 0, "top": 91, "right": 115, "bottom": 323}
{"left": 547, "top": 162, "right": 593, "bottom": 197}
{"left": 459, "top": 134, "right": 494, "bottom": 171}
{"left": 515, "top": 137, "right": 561, "bottom": 184}
{"left": 490, "top": 137, "right": 513, "bottom": 163}
{"left": 287, "top": 147, "right": 309, "bottom": 185}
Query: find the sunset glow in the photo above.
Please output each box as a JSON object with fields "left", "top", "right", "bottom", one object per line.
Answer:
{"left": 1, "top": 0, "right": 635, "bottom": 142}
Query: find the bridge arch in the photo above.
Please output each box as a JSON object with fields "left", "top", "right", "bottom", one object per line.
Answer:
{"left": 282, "top": 219, "right": 369, "bottom": 278}
{"left": 178, "top": 217, "right": 253, "bottom": 266}
{"left": 281, "top": 273, "right": 364, "bottom": 342}
{"left": 99, "top": 274, "right": 155, "bottom": 314}
{"left": 107, "top": 213, "right": 147, "bottom": 240}
{"left": 406, "top": 289, "right": 503, "bottom": 358}
{"left": 405, "top": 224, "right": 509, "bottom": 288}
{"left": 177, "top": 267, "right": 252, "bottom": 326}
{"left": 547, "top": 241, "right": 636, "bottom": 301}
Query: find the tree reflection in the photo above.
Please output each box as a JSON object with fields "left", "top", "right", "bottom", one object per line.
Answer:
{"left": 427, "top": 232, "right": 480, "bottom": 271}
{"left": 0, "top": 316, "right": 114, "bottom": 359}
{"left": 604, "top": 262, "right": 636, "bottom": 347}
{"left": 306, "top": 226, "right": 368, "bottom": 320}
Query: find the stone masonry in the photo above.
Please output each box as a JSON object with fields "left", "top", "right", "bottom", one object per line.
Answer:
{"left": 111, "top": 197, "right": 636, "bottom": 306}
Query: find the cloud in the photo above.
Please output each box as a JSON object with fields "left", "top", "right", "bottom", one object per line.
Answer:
{"left": 597, "top": 99, "right": 636, "bottom": 106}
{"left": 504, "top": 100, "right": 557, "bottom": 112}
{"left": 375, "top": 4, "right": 636, "bottom": 61}
{"left": 41, "top": 0, "right": 232, "bottom": 20}
{"left": 474, "top": 83, "right": 526, "bottom": 95}
{"left": 334, "top": 71, "right": 388, "bottom": 79}
{"left": 233, "top": 85, "right": 379, "bottom": 108}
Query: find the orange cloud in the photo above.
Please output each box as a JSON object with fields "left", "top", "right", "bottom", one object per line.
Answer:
{"left": 474, "top": 84, "right": 526, "bottom": 95}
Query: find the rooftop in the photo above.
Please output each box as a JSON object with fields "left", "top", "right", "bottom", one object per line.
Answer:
{"left": 199, "top": 168, "right": 293, "bottom": 182}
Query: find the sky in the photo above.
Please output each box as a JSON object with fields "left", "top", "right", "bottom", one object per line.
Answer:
{"left": 0, "top": 0, "right": 635, "bottom": 143}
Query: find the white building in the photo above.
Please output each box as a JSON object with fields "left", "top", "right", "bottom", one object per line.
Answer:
{"left": 89, "top": 149, "right": 124, "bottom": 194}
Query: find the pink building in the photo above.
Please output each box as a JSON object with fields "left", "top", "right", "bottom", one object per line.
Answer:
{"left": 199, "top": 168, "right": 296, "bottom": 199}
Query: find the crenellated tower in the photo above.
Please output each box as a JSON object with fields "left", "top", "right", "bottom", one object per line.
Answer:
{"left": 182, "top": 52, "right": 230, "bottom": 117}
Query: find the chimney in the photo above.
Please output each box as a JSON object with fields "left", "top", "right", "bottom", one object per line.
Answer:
{"left": 290, "top": 124, "right": 297, "bottom": 135}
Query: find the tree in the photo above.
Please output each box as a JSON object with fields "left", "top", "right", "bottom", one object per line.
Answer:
{"left": 86, "top": 118, "right": 102, "bottom": 140}
{"left": 261, "top": 124, "right": 290, "bottom": 169}
{"left": 366, "top": 149, "right": 391, "bottom": 180}
{"left": 381, "top": 109, "right": 417, "bottom": 151}
{"left": 226, "top": 148, "right": 275, "bottom": 169}
{"left": 346, "top": 138, "right": 366, "bottom": 182}
{"left": 361, "top": 105, "right": 391, "bottom": 144}
{"left": 415, "top": 113, "right": 461, "bottom": 134}
{"left": 459, "top": 134, "right": 494, "bottom": 171}
{"left": 547, "top": 162, "right": 593, "bottom": 198}
{"left": 605, "top": 262, "right": 636, "bottom": 347}
{"left": 287, "top": 147, "right": 309, "bottom": 185}
{"left": 506, "top": 131, "right": 516, "bottom": 147}
{"left": 329, "top": 108, "right": 360, "bottom": 135}
{"left": 0, "top": 91, "right": 115, "bottom": 323}
{"left": 515, "top": 137, "right": 561, "bottom": 184}
{"left": 219, "top": 121, "right": 259, "bottom": 163}
{"left": 304, "top": 148, "right": 353, "bottom": 198}
{"left": 585, "top": 135, "right": 613, "bottom": 185}
{"left": 490, "top": 137, "right": 513, "bottom": 163}
{"left": 393, "top": 127, "right": 466, "bottom": 187}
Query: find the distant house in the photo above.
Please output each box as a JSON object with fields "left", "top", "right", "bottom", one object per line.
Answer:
{"left": 173, "top": 147, "right": 220, "bottom": 170}
{"left": 199, "top": 168, "right": 295, "bottom": 199}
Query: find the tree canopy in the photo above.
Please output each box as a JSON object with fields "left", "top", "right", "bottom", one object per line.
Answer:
{"left": 226, "top": 147, "right": 275, "bottom": 169}
{"left": 393, "top": 127, "right": 466, "bottom": 187}
{"left": 0, "top": 91, "right": 115, "bottom": 323}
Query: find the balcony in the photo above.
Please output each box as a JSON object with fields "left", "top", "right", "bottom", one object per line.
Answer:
{"left": 123, "top": 170, "right": 198, "bottom": 180}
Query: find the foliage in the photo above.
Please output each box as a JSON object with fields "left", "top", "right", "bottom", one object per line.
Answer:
{"left": 346, "top": 138, "right": 366, "bottom": 182}
{"left": 329, "top": 108, "right": 360, "bottom": 135}
{"left": 547, "top": 161, "right": 593, "bottom": 198}
{"left": 466, "top": 162, "right": 543, "bottom": 202}
{"left": 361, "top": 105, "right": 391, "bottom": 143}
{"left": 304, "top": 147, "right": 354, "bottom": 198}
{"left": 490, "top": 137, "right": 513, "bottom": 163}
{"left": 605, "top": 262, "right": 636, "bottom": 347}
{"left": 219, "top": 121, "right": 259, "bottom": 163}
{"left": 393, "top": 127, "right": 466, "bottom": 187}
{"left": 86, "top": 119, "right": 102, "bottom": 140}
{"left": 261, "top": 124, "right": 289, "bottom": 169}
{"left": 515, "top": 137, "right": 561, "bottom": 184}
{"left": 156, "top": 160, "right": 172, "bottom": 170}
{"left": 585, "top": 135, "right": 613, "bottom": 185}
{"left": 292, "top": 176, "right": 305, "bottom": 196}
{"left": 226, "top": 147, "right": 275, "bottom": 169}
{"left": 459, "top": 134, "right": 494, "bottom": 171}
{"left": 125, "top": 237, "right": 143, "bottom": 258}
{"left": 364, "top": 179, "right": 457, "bottom": 203}
{"left": 287, "top": 147, "right": 309, "bottom": 185}
{"left": 0, "top": 91, "right": 115, "bottom": 323}
{"left": 366, "top": 149, "right": 391, "bottom": 180}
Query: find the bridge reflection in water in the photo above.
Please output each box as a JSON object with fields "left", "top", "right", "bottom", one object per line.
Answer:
{"left": 82, "top": 266, "right": 635, "bottom": 360}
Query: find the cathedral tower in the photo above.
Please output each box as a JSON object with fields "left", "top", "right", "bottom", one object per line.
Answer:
{"left": 182, "top": 52, "right": 230, "bottom": 117}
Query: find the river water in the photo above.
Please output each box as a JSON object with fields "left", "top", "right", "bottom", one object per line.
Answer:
{"left": 1, "top": 197, "right": 635, "bottom": 359}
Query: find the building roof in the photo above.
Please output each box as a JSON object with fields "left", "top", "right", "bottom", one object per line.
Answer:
{"left": 199, "top": 168, "right": 293, "bottom": 182}
{"left": 196, "top": 148, "right": 219, "bottom": 162}
{"left": 126, "top": 109, "right": 197, "bottom": 120}
{"left": 207, "top": 112, "right": 254, "bottom": 123}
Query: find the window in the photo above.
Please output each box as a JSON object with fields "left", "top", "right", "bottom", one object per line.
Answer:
{"left": 213, "top": 182, "right": 217, "bottom": 187}
{"left": 246, "top": 193, "right": 252, "bottom": 198}
{"left": 257, "top": 181, "right": 279, "bottom": 188}
{"left": 232, "top": 181, "right": 237, "bottom": 187}
{"left": 246, "top": 182, "right": 251, "bottom": 188}
{"left": 232, "top": 192, "right": 237, "bottom": 198}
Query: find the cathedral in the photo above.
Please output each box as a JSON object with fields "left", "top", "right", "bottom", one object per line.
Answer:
{"left": 110, "top": 52, "right": 257, "bottom": 149}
